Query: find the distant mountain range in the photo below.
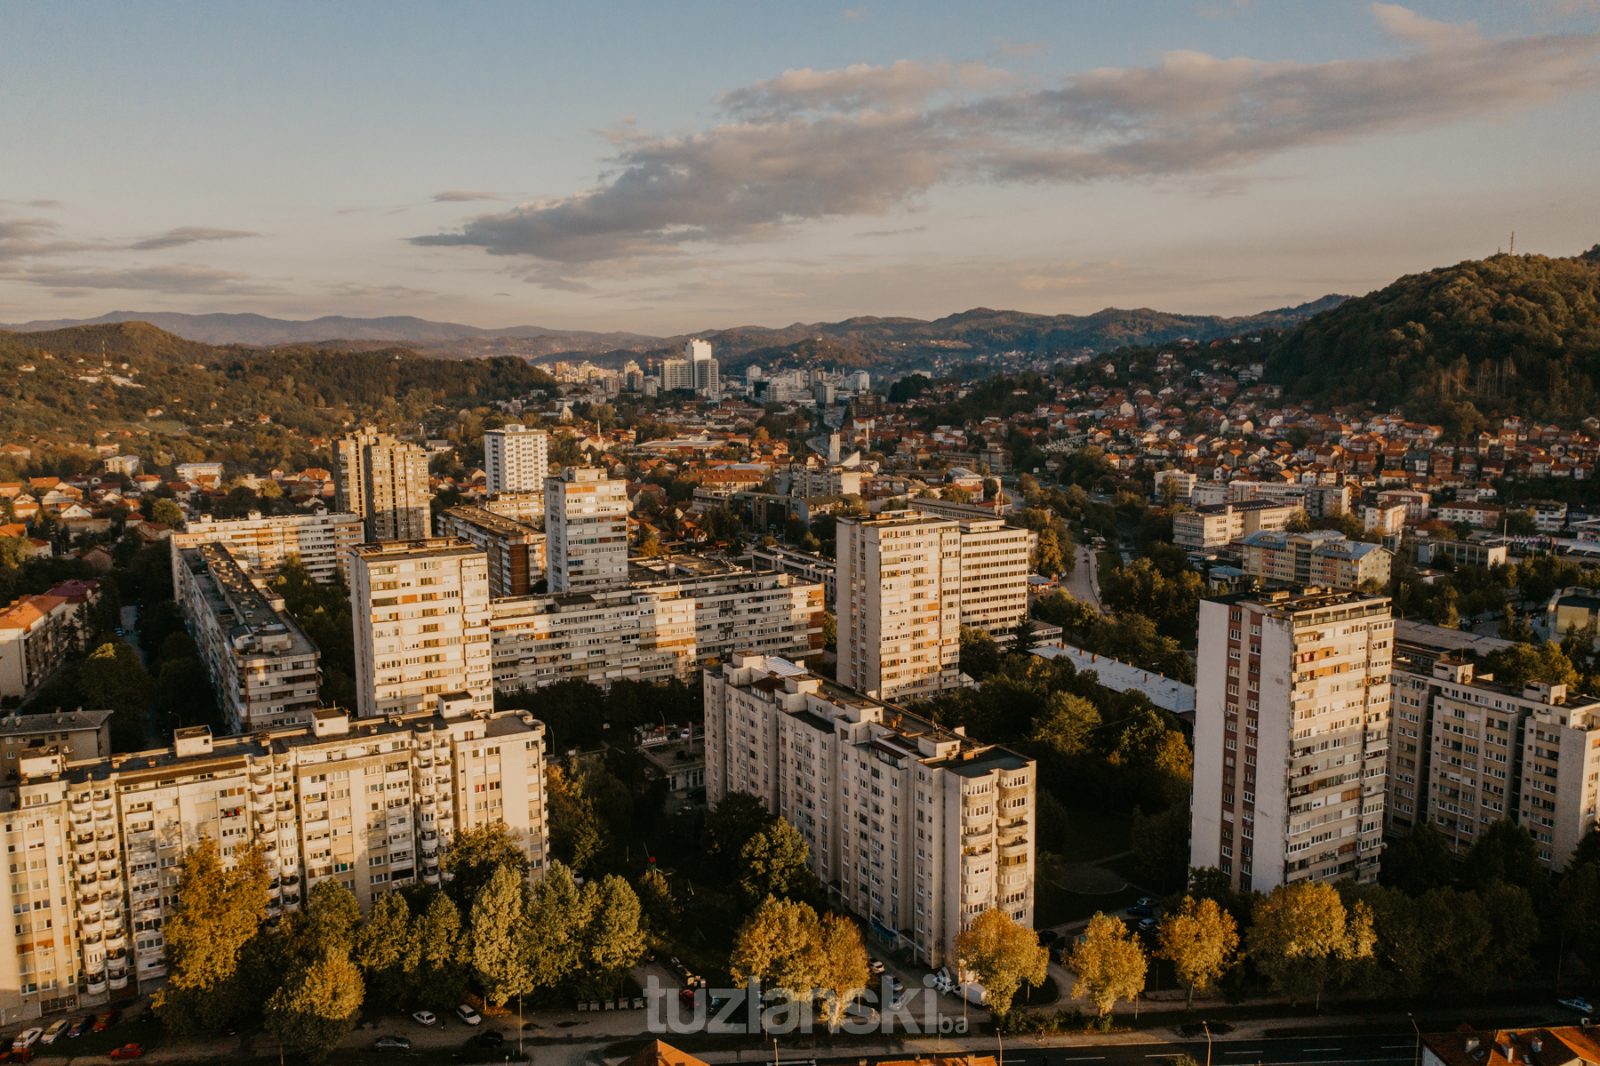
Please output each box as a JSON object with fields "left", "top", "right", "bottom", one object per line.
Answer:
{"left": 1, "top": 297, "right": 1350, "bottom": 365}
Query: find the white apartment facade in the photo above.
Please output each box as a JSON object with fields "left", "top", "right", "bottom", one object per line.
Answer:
{"left": 350, "top": 540, "right": 493, "bottom": 719}
{"left": 483, "top": 424, "right": 549, "bottom": 496}
{"left": 545, "top": 467, "right": 629, "bottom": 594}
{"left": 704, "top": 653, "right": 1034, "bottom": 969}
{"left": 1239, "top": 530, "right": 1393, "bottom": 591}
{"left": 836, "top": 511, "right": 963, "bottom": 701}
{"left": 171, "top": 511, "right": 365, "bottom": 586}
{"left": 335, "top": 428, "right": 432, "bottom": 542}
{"left": 947, "top": 516, "right": 1035, "bottom": 636}
{"left": 174, "top": 543, "right": 322, "bottom": 732}
{"left": 1191, "top": 589, "right": 1393, "bottom": 892}
{"left": 0, "top": 704, "right": 546, "bottom": 1023}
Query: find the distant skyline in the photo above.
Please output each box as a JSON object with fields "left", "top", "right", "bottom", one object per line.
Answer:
{"left": 2, "top": 1, "right": 1598, "bottom": 333}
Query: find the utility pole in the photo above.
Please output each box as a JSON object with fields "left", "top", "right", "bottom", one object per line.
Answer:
{"left": 1204, "top": 1021, "right": 1213, "bottom": 1066}
{"left": 1409, "top": 1012, "right": 1421, "bottom": 1066}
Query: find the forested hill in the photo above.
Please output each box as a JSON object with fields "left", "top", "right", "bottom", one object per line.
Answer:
{"left": 1266, "top": 247, "right": 1600, "bottom": 428}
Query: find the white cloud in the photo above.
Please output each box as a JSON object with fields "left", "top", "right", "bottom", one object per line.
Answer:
{"left": 128, "top": 226, "right": 261, "bottom": 251}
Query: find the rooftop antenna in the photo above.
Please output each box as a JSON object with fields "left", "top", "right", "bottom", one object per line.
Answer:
{"left": 1509, "top": 231, "right": 1516, "bottom": 255}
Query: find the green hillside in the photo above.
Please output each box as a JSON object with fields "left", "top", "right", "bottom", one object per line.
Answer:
{"left": 1267, "top": 247, "right": 1600, "bottom": 428}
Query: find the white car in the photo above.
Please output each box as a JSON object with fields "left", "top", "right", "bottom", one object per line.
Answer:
{"left": 1558, "top": 996, "right": 1594, "bottom": 1015}
{"left": 455, "top": 1004, "right": 482, "bottom": 1026}
{"left": 411, "top": 1010, "right": 437, "bottom": 1027}
{"left": 13, "top": 1027, "right": 43, "bottom": 1051}
{"left": 41, "top": 1018, "right": 69, "bottom": 1045}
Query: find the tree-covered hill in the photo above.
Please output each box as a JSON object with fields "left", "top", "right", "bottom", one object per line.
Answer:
{"left": 1267, "top": 247, "right": 1600, "bottom": 428}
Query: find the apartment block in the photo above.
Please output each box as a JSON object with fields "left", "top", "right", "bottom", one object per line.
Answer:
{"left": 788, "top": 464, "right": 867, "bottom": 499}
{"left": 0, "top": 583, "right": 98, "bottom": 704}
{"left": 836, "top": 511, "right": 962, "bottom": 701}
{"left": 629, "top": 558, "right": 826, "bottom": 664}
{"left": 545, "top": 467, "right": 629, "bottom": 594}
{"left": 350, "top": 540, "right": 493, "bottom": 719}
{"left": 1173, "top": 500, "right": 1304, "bottom": 551}
{"left": 437, "top": 505, "right": 546, "bottom": 598}
{"left": 1390, "top": 632, "right": 1600, "bottom": 868}
{"left": 946, "top": 516, "right": 1036, "bottom": 636}
{"left": 171, "top": 511, "right": 364, "bottom": 585}
{"left": 483, "top": 424, "right": 549, "bottom": 496}
{"left": 0, "top": 704, "right": 546, "bottom": 1022}
{"left": 704, "top": 653, "right": 1034, "bottom": 969}
{"left": 1239, "top": 529, "right": 1392, "bottom": 591}
{"left": 335, "top": 428, "right": 432, "bottom": 542}
{"left": 1191, "top": 589, "right": 1393, "bottom": 892}
{"left": 175, "top": 543, "right": 322, "bottom": 732}
{"left": 750, "top": 544, "right": 837, "bottom": 608}
{"left": 0, "top": 708, "right": 112, "bottom": 767}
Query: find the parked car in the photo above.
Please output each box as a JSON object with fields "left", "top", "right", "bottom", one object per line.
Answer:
{"left": 108, "top": 1044, "right": 145, "bottom": 1061}
{"left": 455, "top": 1004, "right": 482, "bottom": 1026}
{"left": 67, "top": 1016, "right": 94, "bottom": 1039}
{"left": 92, "top": 1010, "right": 120, "bottom": 1033}
{"left": 411, "top": 1010, "right": 437, "bottom": 1027}
{"left": 1126, "top": 901, "right": 1154, "bottom": 918}
{"left": 475, "top": 1031, "right": 505, "bottom": 1048}
{"left": 867, "top": 959, "right": 886, "bottom": 976}
{"left": 39, "top": 1021, "right": 67, "bottom": 1046}
{"left": 11, "top": 1031, "right": 40, "bottom": 1053}
{"left": 1558, "top": 996, "right": 1594, "bottom": 1014}
{"left": 373, "top": 1036, "right": 412, "bottom": 1052}
{"left": 1138, "top": 916, "right": 1158, "bottom": 932}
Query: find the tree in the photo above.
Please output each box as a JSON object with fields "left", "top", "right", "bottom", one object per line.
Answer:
{"left": 1066, "top": 912, "right": 1146, "bottom": 1019}
{"left": 740, "top": 819, "right": 815, "bottom": 902}
{"left": 729, "top": 896, "right": 825, "bottom": 1001}
{"left": 1465, "top": 818, "right": 1546, "bottom": 894}
{"left": 815, "top": 913, "right": 869, "bottom": 1028}
{"left": 958, "top": 907, "right": 1050, "bottom": 1019}
{"left": 637, "top": 866, "right": 679, "bottom": 939}
{"left": 467, "top": 865, "right": 533, "bottom": 1008}
{"left": 709, "top": 791, "right": 775, "bottom": 871}
{"left": 1557, "top": 862, "right": 1600, "bottom": 980}
{"left": 79, "top": 639, "right": 152, "bottom": 730}
{"left": 547, "top": 761, "right": 606, "bottom": 873}
{"left": 444, "top": 822, "right": 529, "bottom": 908}
{"left": 1157, "top": 896, "right": 1240, "bottom": 1007}
{"left": 524, "top": 861, "right": 590, "bottom": 993}
{"left": 153, "top": 839, "right": 271, "bottom": 1034}
{"left": 578, "top": 875, "right": 647, "bottom": 997}
{"left": 1380, "top": 822, "right": 1456, "bottom": 895}
{"left": 150, "top": 498, "right": 185, "bottom": 527}
{"left": 265, "top": 949, "right": 365, "bottom": 1061}
{"left": 1030, "top": 691, "right": 1102, "bottom": 760}
{"left": 1248, "top": 882, "right": 1374, "bottom": 1009}
{"left": 354, "top": 891, "right": 415, "bottom": 1009}
{"left": 960, "top": 626, "right": 1003, "bottom": 681}
{"left": 297, "top": 879, "right": 362, "bottom": 962}
{"left": 410, "top": 891, "right": 468, "bottom": 1006}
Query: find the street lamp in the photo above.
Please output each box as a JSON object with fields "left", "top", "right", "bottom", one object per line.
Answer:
{"left": 1203, "top": 1020, "right": 1213, "bottom": 1066}
{"left": 1409, "top": 1012, "right": 1421, "bottom": 1066}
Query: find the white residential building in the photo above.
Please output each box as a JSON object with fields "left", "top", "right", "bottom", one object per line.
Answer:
{"left": 172, "top": 510, "right": 365, "bottom": 585}
{"left": 1190, "top": 589, "right": 1393, "bottom": 892}
{"left": 0, "top": 704, "right": 546, "bottom": 1023}
{"left": 704, "top": 653, "right": 1034, "bottom": 969}
{"left": 836, "top": 511, "right": 962, "bottom": 701}
{"left": 335, "top": 428, "right": 432, "bottom": 542}
{"left": 483, "top": 424, "right": 549, "bottom": 496}
{"left": 545, "top": 467, "right": 629, "bottom": 594}
{"left": 174, "top": 543, "right": 321, "bottom": 732}
{"left": 350, "top": 539, "right": 493, "bottom": 719}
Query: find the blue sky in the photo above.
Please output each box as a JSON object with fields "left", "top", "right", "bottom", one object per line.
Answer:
{"left": 2, "top": 1, "right": 1598, "bottom": 332}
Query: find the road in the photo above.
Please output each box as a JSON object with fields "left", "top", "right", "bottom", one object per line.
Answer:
{"left": 1063, "top": 545, "right": 1103, "bottom": 612}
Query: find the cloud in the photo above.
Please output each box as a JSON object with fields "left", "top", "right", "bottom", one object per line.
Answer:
{"left": 11, "top": 265, "right": 282, "bottom": 295}
{"left": 0, "top": 216, "right": 95, "bottom": 263}
{"left": 432, "top": 189, "right": 501, "bottom": 203}
{"left": 414, "top": 7, "right": 1600, "bottom": 281}
{"left": 856, "top": 225, "right": 928, "bottom": 238}
{"left": 127, "top": 226, "right": 261, "bottom": 251}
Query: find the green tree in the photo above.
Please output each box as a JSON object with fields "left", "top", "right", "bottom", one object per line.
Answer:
{"left": 1465, "top": 818, "right": 1546, "bottom": 894}
{"left": 578, "top": 875, "right": 648, "bottom": 997}
{"left": 353, "top": 891, "right": 415, "bottom": 1009}
{"left": 709, "top": 792, "right": 775, "bottom": 871}
{"left": 816, "top": 913, "right": 869, "bottom": 1028}
{"left": 467, "top": 865, "right": 533, "bottom": 1008}
{"left": 150, "top": 498, "right": 185, "bottom": 527}
{"left": 1030, "top": 691, "right": 1102, "bottom": 759}
{"left": 265, "top": 949, "right": 365, "bottom": 1061}
{"left": 958, "top": 907, "right": 1050, "bottom": 1018}
{"left": 960, "top": 626, "right": 1003, "bottom": 680}
{"left": 740, "top": 818, "right": 815, "bottom": 902}
{"left": 1157, "top": 896, "right": 1239, "bottom": 1008}
{"left": 297, "top": 879, "right": 363, "bottom": 962}
{"left": 729, "top": 896, "right": 825, "bottom": 1001}
{"left": 80, "top": 640, "right": 153, "bottom": 744}
{"left": 1380, "top": 822, "right": 1456, "bottom": 895}
{"left": 1248, "top": 882, "right": 1374, "bottom": 1008}
{"left": 1065, "top": 912, "right": 1146, "bottom": 1019}
{"left": 525, "top": 861, "right": 590, "bottom": 992}
{"left": 444, "top": 822, "right": 530, "bottom": 909}
{"left": 410, "top": 891, "right": 468, "bottom": 1006}
{"left": 637, "top": 866, "right": 679, "bottom": 939}
{"left": 547, "top": 762, "right": 606, "bottom": 873}
{"left": 153, "top": 839, "right": 271, "bottom": 1034}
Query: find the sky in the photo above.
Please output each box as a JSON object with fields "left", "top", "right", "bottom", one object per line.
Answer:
{"left": 2, "top": 1, "right": 1598, "bottom": 334}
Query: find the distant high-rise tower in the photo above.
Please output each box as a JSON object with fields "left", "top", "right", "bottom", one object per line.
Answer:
{"left": 483, "top": 423, "right": 549, "bottom": 495}
{"left": 544, "top": 467, "right": 630, "bottom": 594}
{"left": 349, "top": 538, "right": 493, "bottom": 719}
{"left": 335, "top": 427, "right": 431, "bottom": 542}
{"left": 687, "top": 338, "right": 719, "bottom": 397}
{"left": 836, "top": 510, "right": 962, "bottom": 700}
{"left": 1190, "top": 589, "right": 1393, "bottom": 893}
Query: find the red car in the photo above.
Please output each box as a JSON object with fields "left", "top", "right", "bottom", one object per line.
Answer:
{"left": 91, "top": 1011, "right": 120, "bottom": 1034}
{"left": 109, "top": 1044, "right": 143, "bottom": 1061}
